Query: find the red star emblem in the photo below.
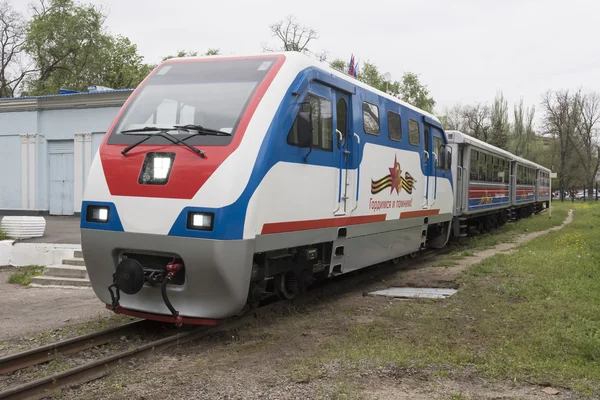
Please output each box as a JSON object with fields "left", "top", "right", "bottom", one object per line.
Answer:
{"left": 389, "top": 155, "right": 402, "bottom": 194}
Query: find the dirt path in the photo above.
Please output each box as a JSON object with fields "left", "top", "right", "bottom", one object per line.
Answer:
{"left": 398, "top": 209, "right": 574, "bottom": 288}
{"left": 0, "top": 270, "right": 109, "bottom": 343}
{"left": 59, "top": 210, "right": 578, "bottom": 400}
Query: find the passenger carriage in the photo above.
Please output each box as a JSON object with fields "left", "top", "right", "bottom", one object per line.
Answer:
{"left": 447, "top": 130, "right": 550, "bottom": 237}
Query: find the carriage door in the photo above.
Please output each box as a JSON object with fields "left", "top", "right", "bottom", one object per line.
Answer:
{"left": 334, "top": 92, "right": 351, "bottom": 216}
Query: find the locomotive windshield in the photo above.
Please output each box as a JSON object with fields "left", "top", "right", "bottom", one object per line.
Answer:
{"left": 107, "top": 57, "right": 278, "bottom": 146}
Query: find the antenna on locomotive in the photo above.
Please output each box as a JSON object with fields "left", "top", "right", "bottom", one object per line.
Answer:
{"left": 382, "top": 72, "right": 392, "bottom": 94}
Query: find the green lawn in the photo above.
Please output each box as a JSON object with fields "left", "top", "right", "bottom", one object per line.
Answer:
{"left": 297, "top": 202, "right": 600, "bottom": 396}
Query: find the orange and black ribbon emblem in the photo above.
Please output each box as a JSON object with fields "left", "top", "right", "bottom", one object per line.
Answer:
{"left": 371, "top": 155, "right": 416, "bottom": 195}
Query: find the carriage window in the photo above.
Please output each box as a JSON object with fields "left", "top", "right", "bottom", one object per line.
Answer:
{"left": 479, "top": 153, "right": 486, "bottom": 181}
{"left": 487, "top": 155, "right": 494, "bottom": 182}
{"left": 363, "top": 102, "right": 380, "bottom": 135}
{"left": 388, "top": 111, "right": 402, "bottom": 141}
{"left": 287, "top": 93, "right": 333, "bottom": 151}
{"left": 408, "top": 119, "right": 420, "bottom": 146}
{"left": 470, "top": 150, "right": 479, "bottom": 181}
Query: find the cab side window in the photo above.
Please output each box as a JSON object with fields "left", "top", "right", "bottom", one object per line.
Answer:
{"left": 363, "top": 102, "right": 380, "bottom": 135}
{"left": 287, "top": 93, "right": 333, "bottom": 151}
{"left": 408, "top": 119, "right": 420, "bottom": 146}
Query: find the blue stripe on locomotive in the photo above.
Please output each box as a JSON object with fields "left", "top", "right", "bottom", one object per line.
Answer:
{"left": 83, "top": 66, "right": 453, "bottom": 239}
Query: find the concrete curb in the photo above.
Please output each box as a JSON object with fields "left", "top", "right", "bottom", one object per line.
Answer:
{"left": 0, "top": 240, "right": 81, "bottom": 267}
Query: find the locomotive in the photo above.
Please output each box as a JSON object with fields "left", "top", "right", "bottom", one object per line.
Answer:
{"left": 80, "top": 52, "right": 550, "bottom": 326}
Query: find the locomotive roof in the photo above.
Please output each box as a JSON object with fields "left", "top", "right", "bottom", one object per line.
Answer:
{"left": 447, "top": 130, "right": 550, "bottom": 172}
{"left": 163, "top": 52, "right": 446, "bottom": 140}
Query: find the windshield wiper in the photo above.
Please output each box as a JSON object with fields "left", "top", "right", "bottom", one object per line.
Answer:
{"left": 120, "top": 127, "right": 206, "bottom": 157}
{"left": 174, "top": 124, "right": 232, "bottom": 138}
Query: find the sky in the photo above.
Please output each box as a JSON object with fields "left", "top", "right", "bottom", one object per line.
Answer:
{"left": 12, "top": 0, "right": 600, "bottom": 120}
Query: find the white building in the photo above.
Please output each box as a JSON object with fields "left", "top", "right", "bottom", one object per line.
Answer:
{"left": 0, "top": 88, "right": 132, "bottom": 216}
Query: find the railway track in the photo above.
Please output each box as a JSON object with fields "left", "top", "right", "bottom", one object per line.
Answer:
{"left": 0, "top": 245, "right": 454, "bottom": 400}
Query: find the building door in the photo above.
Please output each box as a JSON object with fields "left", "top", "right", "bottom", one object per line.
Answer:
{"left": 48, "top": 140, "right": 75, "bottom": 215}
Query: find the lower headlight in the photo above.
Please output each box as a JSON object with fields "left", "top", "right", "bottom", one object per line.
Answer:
{"left": 187, "top": 212, "right": 214, "bottom": 231}
{"left": 86, "top": 206, "right": 110, "bottom": 223}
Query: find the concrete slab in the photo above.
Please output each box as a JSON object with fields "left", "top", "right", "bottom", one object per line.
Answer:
{"left": 62, "top": 257, "right": 86, "bottom": 266}
{"left": 2, "top": 242, "right": 80, "bottom": 267}
{"left": 15, "top": 216, "right": 81, "bottom": 245}
{"left": 30, "top": 275, "right": 91, "bottom": 288}
{"left": 368, "top": 287, "right": 457, "bottom": 299}
{"left": 44, "top": 265, "right": 88, "bottom": 279}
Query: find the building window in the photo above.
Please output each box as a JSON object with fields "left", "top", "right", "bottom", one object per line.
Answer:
{"left": 408, "top": 119, "right": 420, "bottom": 146}
{"left": 363, "top": 102, "right": 380, "bottom": 135}
{"left": 287, "top": 93, "right": 333, "bottom": 151}
{"left": 388, "top": 111, "right": 401, "bottom": 141}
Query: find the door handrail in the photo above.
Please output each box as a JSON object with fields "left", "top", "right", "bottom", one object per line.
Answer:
{"left": 431, "top": 152, "right": 438, "bottom": 206}
{"left": 423, "top": 150, "right": 430, "bottom": 209}
{"left": 352, "top": 133, "right": 361, "bottom": 213}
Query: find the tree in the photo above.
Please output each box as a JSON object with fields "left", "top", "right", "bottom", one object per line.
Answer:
{"left": 94, "top": 35, "right": 154, "bottom": 89}
{"left": 440, "top": 105, "right": 469, "bottom": 131}
{"left": 463, "top": 103, "right": 491, "bottom": 142}
{"left": 510, "top": 98, "right": 536, "bottom": 158}
{"left": 23, "top": 0, "right": 152, "bottom": 94}
{"left": 264, "top": 15, "right": 326, "bottom": 61}
{"left": 541, "top": 90, "right": 582, "bottom": 195}
{"left": 573, "top": 92, "right": 600, "bottom": 195}
{"left": 161, "top": 49, "right": 220, "bottom": 61}
{"left": 489, "top": 92, "right": 509, "bottom": 149}
{"left": 0, "top": 1, "right": 31, "bottom": 97}
{"left": 330, "top": 58, "right": 435, "bottom": 113}
{"left": 398, "top": 72, "right": 435, "bottom": 113}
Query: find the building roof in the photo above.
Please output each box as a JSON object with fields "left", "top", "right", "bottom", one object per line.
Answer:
{"left": 0, "top": 88, "right": 134, "bottom": 102}
{"left": 0, "top": 88, "right": 134, "bottom": 113}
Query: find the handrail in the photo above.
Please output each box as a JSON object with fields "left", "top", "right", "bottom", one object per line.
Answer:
{"left": 431, "top": 152, "right": 438, "bottom": 206}
{"left": 423, "top": 151, "right": 430, "bottom": 209}
{"left": 351, "top": 133, "right": 361, "bottom": 213}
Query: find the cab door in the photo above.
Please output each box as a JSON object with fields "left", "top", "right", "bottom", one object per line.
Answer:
{"left": 422, "top": 125, "right": 434, "bottom": 208}
{"left": 430, "top": 127, "right": 445, "bottom": 206}
{"left": 334, "top": 92, "right": 352, "bottom": 216}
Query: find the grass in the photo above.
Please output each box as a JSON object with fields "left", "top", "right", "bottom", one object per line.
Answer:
{"left": 452, "top": 202, "right": 570, "bottom": 253}
{"left": 8, "top": 265, "right": 44, "bottom": 285}
{"left": 292, "top": 202, "right": 600, "bottom": 396}
{"left": 0, "top": 229, "right": 6, "bottom": 240}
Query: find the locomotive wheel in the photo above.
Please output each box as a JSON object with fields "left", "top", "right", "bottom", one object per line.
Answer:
{"left": 276, "top": 271, "right": 300, "bottom": 300}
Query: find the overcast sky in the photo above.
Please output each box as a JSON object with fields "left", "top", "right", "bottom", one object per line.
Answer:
{"left": 13, "top": 0, "right": 600, "bottom": 120}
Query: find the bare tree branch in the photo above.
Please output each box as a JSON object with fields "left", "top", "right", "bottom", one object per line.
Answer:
{"left": 0, "top": 1, "right": 31, "bottom": 97}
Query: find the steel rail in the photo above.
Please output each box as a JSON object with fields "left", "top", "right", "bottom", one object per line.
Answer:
{"left": 0, "top": 319, "right": 150, "bottom": 375}
{"left": 0, "top": 323, "right": 231, "bottom": 400}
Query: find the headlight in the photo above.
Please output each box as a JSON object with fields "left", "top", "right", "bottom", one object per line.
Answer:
{"left": 86, "top": 206, "right": 110, "bottom": 223}
{"left": 153, "top": 156, "right": 171, "bottom": 180}
{"left": 139, "top": 152, "right": 175, "bottom": 185}
{"left": 187, "top": 212, "right": 214, "bottom": 231}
